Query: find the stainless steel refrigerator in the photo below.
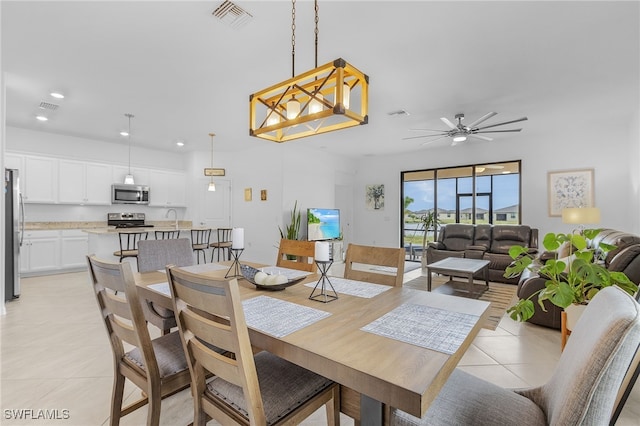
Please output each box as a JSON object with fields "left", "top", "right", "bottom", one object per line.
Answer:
{"left": 5, "top": 168, "right": 23, "bottom": 301}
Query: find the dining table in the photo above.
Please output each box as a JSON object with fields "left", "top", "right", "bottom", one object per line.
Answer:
{"left": 135, "top": 261, "right": 491, "bottom": 426}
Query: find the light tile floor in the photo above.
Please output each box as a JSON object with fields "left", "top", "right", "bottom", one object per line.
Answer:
{"left": 1, "top": 268, "right": 639, "bottom": 425}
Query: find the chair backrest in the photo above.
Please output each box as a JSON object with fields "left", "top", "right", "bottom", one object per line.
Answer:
{"left": 517, "top": 286, "right": 640, "bottom": 425}
{"left": 343, "top": 243, "right": 405, "bottom": 287}
{"left": 276, "top": 239, "right": 317, "bottom": 272}
{"left": 137, "top": 238, "right": 194, "bottom": 273}
{"left": 215, "top": 228, "right": 232, "bottom": 243}
{"left": 190, "top": 229, "right": 211, "bottom": 246}
{"left": 167, "top": 267, "right": 268, "bottom": 424}
{"left": 118, "top": 231, "right": 148, "bottom": 251}
{"left": 86, "top": 255, "right": 160, "bottom": 382}
{"left": 155, "top": 230, "right": 181, "bottom": 240}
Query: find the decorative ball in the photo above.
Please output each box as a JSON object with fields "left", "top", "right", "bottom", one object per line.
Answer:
{"left": 254, "top": 271, "right": 268, "bottom": 284}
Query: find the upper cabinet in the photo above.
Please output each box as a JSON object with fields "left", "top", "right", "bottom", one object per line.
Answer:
{"left": 148, "top": 170, "right": 187, "bottom": 207}
{"left": 23, "top": 156, "right": 58, "bottom": 203}
{"left": 58, "top": 160, "right": 112, "bottom": 205}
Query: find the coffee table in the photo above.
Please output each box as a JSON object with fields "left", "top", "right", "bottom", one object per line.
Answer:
{"left": 426, "top": 257, "right": 490, "bottom": 294}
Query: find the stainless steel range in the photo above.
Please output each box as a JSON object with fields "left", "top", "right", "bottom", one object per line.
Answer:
{"left": 107, "top": 212, "right": 154, "bottom": 229}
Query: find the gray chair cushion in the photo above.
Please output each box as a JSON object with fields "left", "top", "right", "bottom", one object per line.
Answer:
{"left": 137, "top": 238, "right": 194, "bottom": 272}
{"left": 125, "top": 331, "right": 188, "bottom": 378}
{"left": 206, "top": 351, "right": 333, "bottom": 425}
{"left": 389, "top": 369, "right": 546, "bottom": 426}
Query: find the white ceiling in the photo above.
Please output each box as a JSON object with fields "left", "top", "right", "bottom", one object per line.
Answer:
{"left": 2, "top": 1, "right": 639, "bottom": 158}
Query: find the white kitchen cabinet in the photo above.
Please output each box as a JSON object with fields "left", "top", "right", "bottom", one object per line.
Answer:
{"left": 23, "top": 156, "right": 58, "bottom": 203}
{"left": 148, "top": 170, "right": 187, "bottom": 207}
{"left": 60, "top": 230, "right": 89, "bottom": 269}
{"left": 113, "top": 166, "right": 150, "bottom": 186}
{"left": 59, "top": 160, "right": 112, "bottom": 204}
{"left": 20, "top": 230, "right": 60, "bottom": 274}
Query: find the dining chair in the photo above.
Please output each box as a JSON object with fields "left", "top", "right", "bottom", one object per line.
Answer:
{"left": 190, "top": 229, "right": 211, "bottom": 264}
{"left": 166, "top": 266, "right": 340, "bottom": 426}
{"left": 137, "top": 238, "right": 194, "bottom": 335}
{"left": 340, "top": 243, "right": 406, "bottom": 423}
{"left": 344, "top": 243, "right": 405, "bottom": 287}
{"left": 209, "top": 228, "right": 232, "bottom": 262}
{"left": 389, "top": 285, "right": 640, "bottom": 426}
{"left": 113, "top": 231, "right": 148, "bottom": 269}
{"left": 86, "top": 255, "right": 191, "bottom": 426}
{"left": 154, "top": 230, "right": 181, "bottom": 239}
{"left": 276, "top": 238, "right": 317, "bottom": 273}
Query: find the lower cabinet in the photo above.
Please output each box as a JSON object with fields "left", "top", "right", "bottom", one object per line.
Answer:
{"left": 20, "top": 230, "right": 88, "bottom": 276}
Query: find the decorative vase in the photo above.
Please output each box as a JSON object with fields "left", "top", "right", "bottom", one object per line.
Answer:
{"left": 564, "top": 303, "right": 588, "bottom": 331}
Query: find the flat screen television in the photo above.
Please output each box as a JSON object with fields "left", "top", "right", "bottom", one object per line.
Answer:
{"left": 307, "top": 208, "right": 340, "bottom": 241}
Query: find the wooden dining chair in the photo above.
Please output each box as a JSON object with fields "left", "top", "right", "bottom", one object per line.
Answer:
{"left": 137, "top": 238, "right": 194, "bottom": 335}
{"left": 276, "top": 239, "right": 317, "bottom": 273}
{"left": 113, "top": 231, "right": 148, "bottom": 268}
{"left": 210, "top": 228, "right": 232, "bottom": 262}
{"left": 190, "top": 229, "right": 211, "bottom": 264}
{"left": 389, "top": 285, "right": 640, "bottom": 426}
{"left": 166, "top": 266, "right": 340, "bottom": 426}
{"left": 344, "top": 243, "right": 405, "bottom": 287}
{"left": 341, "top": 243, "right": 405, "bottom": 424}
{"left": 86, "top": 255, "right": 191, "bottom": 426}
{"left": 154, "top": 230, "right": 181, "bottom": 239}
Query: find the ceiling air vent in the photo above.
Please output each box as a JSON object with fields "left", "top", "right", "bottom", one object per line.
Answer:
{"left": 39, "top": 101, "right": 59, "bottom": 111}
{"left": 212, "top": 1, "right": 253, "bottom": 29}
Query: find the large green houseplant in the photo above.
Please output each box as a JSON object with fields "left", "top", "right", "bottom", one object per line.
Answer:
{"left": 504, "top": 229, "right": 638, "bottom": 322}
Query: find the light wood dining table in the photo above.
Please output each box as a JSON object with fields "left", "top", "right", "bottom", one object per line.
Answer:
{"left": 135, "top": 261, "right": 491, "bottom": 426}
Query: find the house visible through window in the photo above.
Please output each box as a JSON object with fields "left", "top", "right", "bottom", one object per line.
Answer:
{"left": 401, "top": 161, "right": 521, "bottom": 252}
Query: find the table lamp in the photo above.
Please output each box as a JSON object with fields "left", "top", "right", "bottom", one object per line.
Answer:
{"left": 562, "top": 207, "right": 601, "bottom": 234}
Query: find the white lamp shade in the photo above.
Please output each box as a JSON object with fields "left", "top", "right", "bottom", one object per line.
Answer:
{"left": 286, "top": 97, "right": 300, "bottom": 120}
{"left": 232, "top": 228, "right": 244, "bottom": 249}
{"left": 335, "top": 82, "right": 350, "bottom": 109}
{"left": 309, "top": 93, "right": 324, "bottom": 114}
{"left": 562, "top": 207, "right": 601, "bottom": 225}
{"left": 208, "top": 181, "right": 216, "bottom": 192}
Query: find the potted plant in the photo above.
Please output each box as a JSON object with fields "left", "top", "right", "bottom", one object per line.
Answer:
{"left": 504, "top": 229, "right": 638, "bottom": 324}
{"left": 420, "top": 211, "right": 441, "bottom": 268}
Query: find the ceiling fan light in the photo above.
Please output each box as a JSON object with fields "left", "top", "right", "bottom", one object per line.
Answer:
{"left": 452, "top": 133, "right": 467, "bottom": 143}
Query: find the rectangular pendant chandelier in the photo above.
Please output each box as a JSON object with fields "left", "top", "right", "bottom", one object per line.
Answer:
{"left": 249, "top": 58, "right": 368, "bottom": 143}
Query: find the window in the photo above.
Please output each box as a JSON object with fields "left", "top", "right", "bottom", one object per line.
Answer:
{"left": 401, "top": 161, "right": 521, "bottom": 250}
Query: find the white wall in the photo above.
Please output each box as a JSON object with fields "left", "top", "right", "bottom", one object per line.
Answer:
{"left": 353, "top": 110, "right": 640, "bottom": 248}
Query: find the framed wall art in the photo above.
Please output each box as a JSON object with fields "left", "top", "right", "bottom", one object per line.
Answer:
{"left": 547, "top": 168, "right": 595, "bottom": 217}
{"left": 366, "top": 184, "right": 385, "bottom": 210}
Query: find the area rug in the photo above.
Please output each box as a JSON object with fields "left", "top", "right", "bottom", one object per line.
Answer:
{"left": 403, "top": 275, "right": 518, "bottom": 331}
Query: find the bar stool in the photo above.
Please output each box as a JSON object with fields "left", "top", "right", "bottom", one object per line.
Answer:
{"left": 155, "top": 230, "right": 181, "bottom": 239}
{"left": 190, "top": 229, "right": 211, "bottom": 264}
{"left": 113, "top": 231, "right": 148, "bottom": 269}
{"left": 210, "top": 228, "right": 232, "bottom": 262}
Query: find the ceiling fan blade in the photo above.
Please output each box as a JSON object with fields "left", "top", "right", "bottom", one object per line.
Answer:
{"left": 421, "top": 135, "right": 449, "bottom": 146}
{"left": 467, "top": 112, "right": 497, "bottom": 128}
{"left": 440, "top": 117, "right": 457, "bottom": 129}
{"left": 475, "top": 128, "right": 523, "bottom": 134}
{"left": 408, "top": 128, "right": 449, "bottom": 133}
{"left": 402, "top": 134, "right": 447, "bottom": 141}
{"left": 474, "top": 117, "right": 528, "bottom": 131}
{"left": 468, "top": 134, "right": 493, "bottom": 141}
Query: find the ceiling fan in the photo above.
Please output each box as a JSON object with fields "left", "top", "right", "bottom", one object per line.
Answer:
{"left": 404, "top": 112, "right": 528, "bottom": 146}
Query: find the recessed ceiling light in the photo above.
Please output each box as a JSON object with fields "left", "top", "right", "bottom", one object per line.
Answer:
{"left": 35, "top": 115, "right": 48, "bottom": 121}
{"left": 176, "top": 140, "right": 185, "bottom": 147}
{"left": 120, "top": 131, "right": 129, "bottom": 137}
{"left": 50, "top": 92, "right": 65, "bottom": 99}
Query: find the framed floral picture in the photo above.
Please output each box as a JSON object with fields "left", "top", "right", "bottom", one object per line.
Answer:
{"left": 547, "top": 168, "right": 595, "bottom": 216}
{"left": 366, "top": 184, "right": 385, "bottom": 210}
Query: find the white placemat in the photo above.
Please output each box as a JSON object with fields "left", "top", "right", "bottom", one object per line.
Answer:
{"left": 148, "top": 282, "right": 171, "bottom": 296}
{"left": 179, "top": 263, "right": 228, "bottom": 274}
{"left": 361, "top": 304, "right": 480, "bottom": 355}
{"left": 242, "top": 296, "right": 331, "bottom": 338}
{"left": 258, "top": 266, "right": 312, "bottom": 280}
{"left": 304, "top": 277, "right": 391, "bottom": 298}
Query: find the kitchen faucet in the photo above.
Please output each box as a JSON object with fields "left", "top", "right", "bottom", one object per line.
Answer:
{"left": 165, "top": 208, "right": 178, "bottom": 229}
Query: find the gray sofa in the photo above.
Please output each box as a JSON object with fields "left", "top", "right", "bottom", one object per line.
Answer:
{"left": 517, "top": 228, "right": 640, "bottom": 329}
{"left": 426, "top": 224, "right": 539, "bottom": 284}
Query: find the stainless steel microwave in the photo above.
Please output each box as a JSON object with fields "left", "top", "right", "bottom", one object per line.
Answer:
{"left": 111, "top": 184, "right": 150, "bottom": 205}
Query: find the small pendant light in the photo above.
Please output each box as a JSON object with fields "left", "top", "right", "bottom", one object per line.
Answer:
{"left": 123, "top": 113, "right": 135, "bottom": 184}
{"left": 208, "top": 133, "right": 216, "bottom": 192}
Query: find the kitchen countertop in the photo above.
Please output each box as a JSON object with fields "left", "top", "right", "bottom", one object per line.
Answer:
{"left": 25, "top": 220, "right": 193, "bottom": 231}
